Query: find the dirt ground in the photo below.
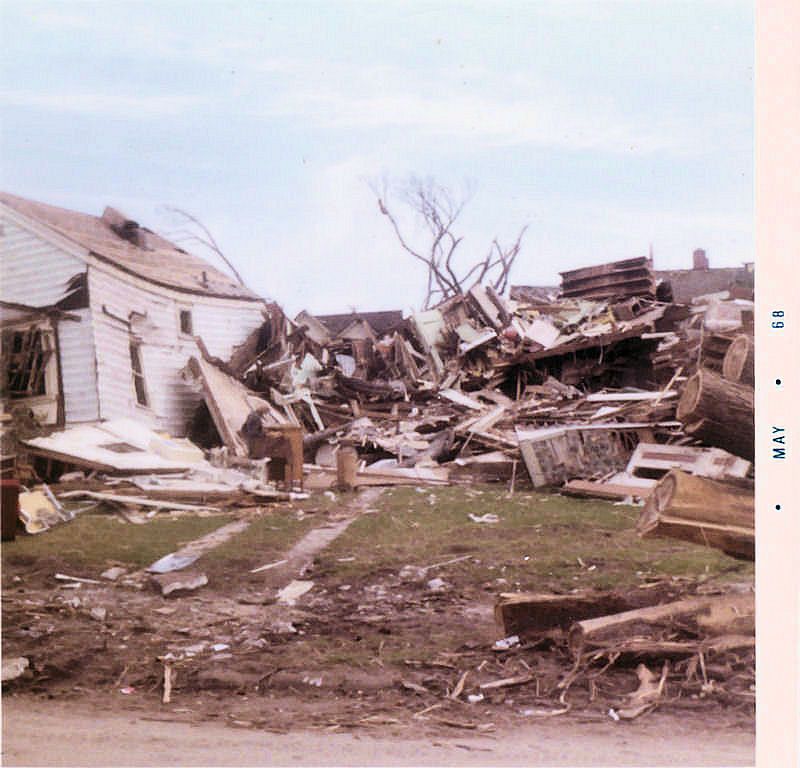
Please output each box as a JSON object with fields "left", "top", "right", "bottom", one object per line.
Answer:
{"left": 1, "top": 488, "right": 755, "bottom": 766}
{"left": 1, "top": 697, "right": 754, "bottom": 766}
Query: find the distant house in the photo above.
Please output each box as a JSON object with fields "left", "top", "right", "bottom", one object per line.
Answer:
{"left": 314, "top": 310, "right": 405, "bottom": 338}
{"left": 0, "top": 192, "right": 267, "bottom": 435}
{"left": 653, "top": 250, "right": 754, "bottom": 304}
{"left": 511, "top": 249, "right": 753, "bottom": 306}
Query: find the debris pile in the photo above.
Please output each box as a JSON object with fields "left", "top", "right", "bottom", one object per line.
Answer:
{"left": 494, "top": 582, "right": 755, "bottom": 719}
{"left": 170, "top": 256, "right": 754, "bottom": 540}
{"left": 3, "top": 256, "right": 754, "bottom": 564}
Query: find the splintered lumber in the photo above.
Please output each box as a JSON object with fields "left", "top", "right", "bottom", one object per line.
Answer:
{"left": 568, "top": 593, "right": 754, "bottom": 659}
{"left": 676, "top": 369, "right": 754, "bottom": 460}
{"left": 637, "top": 470, "right": 754, "bottom": 559}
{"left": 183, "top": 355, "right": 286, "bottom": 456}
{"left": 722, "top": 334, "right": 755, "bottom": 386}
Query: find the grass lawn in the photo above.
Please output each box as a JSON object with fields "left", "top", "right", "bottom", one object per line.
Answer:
{"left": 1, "top": 487, "right": 753, "bottom": 593}
{"left": 313, "top": 486, "right": 754, "bottom": 593}
{"left": 1, "top": 504, "right": 317, "bottom": 580}
{"left": 2, "top": 512, "right": 234, "bottom": 573}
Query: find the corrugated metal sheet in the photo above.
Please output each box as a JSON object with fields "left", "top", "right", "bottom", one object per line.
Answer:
{"left": 0, "top": 213, "right": 86, "bottom": 306}
{"left": 57, "top": 309, "right": 100, "bottom": 422}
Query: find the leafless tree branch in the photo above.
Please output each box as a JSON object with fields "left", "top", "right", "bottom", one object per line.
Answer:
{"left": 160, "top": 206, "right": 249, "bottom": 289}
{"left": 372, "top": 176, "right": 527, "bottom": 310}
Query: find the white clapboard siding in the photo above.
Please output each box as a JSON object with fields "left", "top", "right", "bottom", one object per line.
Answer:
{"left": 58, "top": 309, "right": 100, "bottom": 422}
{"left": 88, "top": 266, "right": 266, "bottom": 437}
{"left": 0, "top": 214, "right": 87, "bottom": 306}
{"left": 191, "top": 302, "right": 267, "bottom": 359}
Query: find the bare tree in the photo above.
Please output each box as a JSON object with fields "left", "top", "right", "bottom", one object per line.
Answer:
{"left": 372, "top": 176, "right": 527, "bottom": 309}
{"left": 159, "top": 206, "right": 249, "bottom": 289}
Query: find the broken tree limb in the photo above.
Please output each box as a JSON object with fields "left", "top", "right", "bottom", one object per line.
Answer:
{"left": 568, "top": 593, "right": 754, "bottom": 660}
{"left": 479, "top": 674, "right": 533, "bottom": 691}
{"left": 675, "top": 369, "right": 753, "bottom": 460}
{"left": 637, "top": 470, "right": 754, "bottom": 559}
{"left": 721, "top": 334, "right": 755, "bottom": 386}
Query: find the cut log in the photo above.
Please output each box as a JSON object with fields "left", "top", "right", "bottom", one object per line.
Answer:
{"left": 639, "top": 471, "right": 753, "bottom": 528}
{"left": 638, "top": 516, "right": 754, "bottom": 560}
{"left": 699, "top": 333, "right": 735, "bottom": 372}
{"left": 675, "top": 369, "right": 753, "bottom": 460}
{"left": 722, "top": 334, "right": 755, "bottom": 386}
{"left": 568, "top": 593, "right": 754, "bottom": 659}
{"left": 495, "top": 590, "right": 662, "bottom": 638}
{"left": 637, "top": 470, "right": 754, "bottom": 559}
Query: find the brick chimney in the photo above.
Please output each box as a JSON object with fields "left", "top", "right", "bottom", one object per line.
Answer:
{"left": 692, "top": 248, "right": 709, "bottom": 270}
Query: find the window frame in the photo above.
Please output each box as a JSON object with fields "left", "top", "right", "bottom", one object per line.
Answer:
{"left": 128, "top": 340, "right": 150, "bottom": 408}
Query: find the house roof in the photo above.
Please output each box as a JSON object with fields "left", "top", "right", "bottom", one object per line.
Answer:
{"left": 315, "top": 310, "right": 405, "bottom": 337}
{"left": 0, "top": 192, "right": 263, "bottom": 301}
{"left": 653, "top": 267, "right": 752, "bottom": 304}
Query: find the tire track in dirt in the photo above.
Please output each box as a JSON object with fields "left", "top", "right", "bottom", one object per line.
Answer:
{"left": 260, "top": 487, "right": 383, "bottom": 588}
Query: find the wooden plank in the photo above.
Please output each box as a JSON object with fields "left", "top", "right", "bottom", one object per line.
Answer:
{"left": 561, "top": 479, "right": 654, "bottom": 501}
{"left": 625, "top": 443, "right": 751, "bottom": 481}
{"left": 184, "top": 355, "right": 286, "bottom": 456}
{"left": 439, "top": 388, "right": 485, "bottom": 411}
{"left": 585, "top": 391, "right": 677, "bottom": 402}
{"left": 559, "top": 257, "right": 651, "bottom": 281}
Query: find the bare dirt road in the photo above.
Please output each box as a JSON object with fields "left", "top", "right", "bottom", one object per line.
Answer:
{"left": 1, "top": 696, "right": 754, "bottom": 767}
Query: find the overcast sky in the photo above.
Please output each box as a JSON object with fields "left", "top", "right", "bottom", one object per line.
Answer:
{"left": 1, "top": 1, "right": 753, "bottom": 315}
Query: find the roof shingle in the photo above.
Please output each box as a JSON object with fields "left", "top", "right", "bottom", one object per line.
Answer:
{"left": 0, "top": 192, "right": 263, "bottom": 301}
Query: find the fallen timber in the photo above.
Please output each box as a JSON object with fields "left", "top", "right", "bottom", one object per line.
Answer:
{"left": 637, "top": 470, "right": 754, "bottom": 560}
{"left": 568, "top": 593, "right": 754, "bottom": 660}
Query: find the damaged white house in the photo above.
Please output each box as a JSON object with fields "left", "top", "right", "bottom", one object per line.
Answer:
{"left": 0, "top": 192, "right": 268, "bottom": 436}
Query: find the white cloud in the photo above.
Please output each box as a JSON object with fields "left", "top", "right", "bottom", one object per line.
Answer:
{"left": 0, "top": 88, "right": 205, "bottom": 118}
{"left": 253, "top": 84, "right": 698, "bottom": 155}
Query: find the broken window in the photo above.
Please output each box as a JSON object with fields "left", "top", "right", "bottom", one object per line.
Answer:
{"left": 179, "top": 309, "right": 193, "bottom": 336}
{"left": 129, "top": 342, "right": 149, "bottom": 407}
{"left": 1, "top": 327, "right": 54, "bottom": 399}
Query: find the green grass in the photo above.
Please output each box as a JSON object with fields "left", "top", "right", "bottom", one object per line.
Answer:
{"left": 1, "top": 487, "right": 753, "bottom": 597}
{"left": 198, "top": 509, "right": 318, "bottom": 567}
{"left": 1, "top": 512, "right": 235, "bottom": 573}
{"left": 314, "top": 487, "right": 754, "bottom": 593}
